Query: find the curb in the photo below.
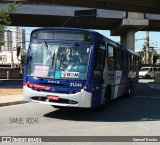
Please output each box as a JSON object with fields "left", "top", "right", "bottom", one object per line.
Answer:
{"left": 0, "top": 101, "right": 27, "bottom": 107}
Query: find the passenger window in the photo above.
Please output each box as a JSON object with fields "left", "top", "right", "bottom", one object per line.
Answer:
{"left": 123, "top": 52, "right": 128, "bottom": 70}
{"left": 94, "top": 42, "right": 106, "bottom": 78}
{"left": 128, "top": 54, "right": 132, "bottom": 70}
{"left": 107, "top": 45, "right": 115, "bottom": 70}
{"left": 115, "top": 48, "right": 122, "bottom": 70}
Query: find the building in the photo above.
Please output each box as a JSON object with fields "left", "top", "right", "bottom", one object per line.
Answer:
{"left": 0, "top": 32, "right": 4, "bottom": 52}
{"left": 0, "top": 27, "right": 26, "bottom": 68}
{"left": 3, "top": 27, "right": 25, "bottom": 51}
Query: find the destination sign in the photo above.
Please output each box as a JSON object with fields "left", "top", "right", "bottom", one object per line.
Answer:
{"left": 31, "top": 30, "right": 92, "bottom": 42}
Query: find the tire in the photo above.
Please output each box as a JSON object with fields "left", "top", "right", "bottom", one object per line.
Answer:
{"left": 124, "top": 83, "right": 132, "bottom": 98}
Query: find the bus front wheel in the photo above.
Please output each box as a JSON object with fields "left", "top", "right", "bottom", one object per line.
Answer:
{"left": 124, "top": 83, "right": 132, "bottom": 98}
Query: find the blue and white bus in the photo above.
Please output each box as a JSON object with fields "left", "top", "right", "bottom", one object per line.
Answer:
{"left": 23, "top": 27, "right": 140, "bottom": 109}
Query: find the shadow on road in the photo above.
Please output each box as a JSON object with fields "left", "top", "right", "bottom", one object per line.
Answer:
{"left": 44, "top": 80, "right": 160, "bottom": 122}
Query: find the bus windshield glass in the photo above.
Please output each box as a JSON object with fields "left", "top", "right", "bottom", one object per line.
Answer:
{"left": 27, "top": 43, "right": 91, "bottom": 79}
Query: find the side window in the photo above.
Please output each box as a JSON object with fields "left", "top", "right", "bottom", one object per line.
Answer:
{"left": 115, "top": 48, "right": 122, "bottom": 70}
{"left": 128, "top": 54, "right": 131, "bottom": 70}
{"left": 94, "top": 42, "right": 106, "bottom": 78}
{"left": 131, "top": 55, "right": 133, "bottom": 70}
{"left": 130, "top": 55, "right": 134, "bottom": 70}
{"left": 135, "top": 56, "right": 139, "bottom": 71}
{"left": 125, "top": 52, "right": 129, "bottom": 70}
{"left": 133, "top": 55, "right": 136, "bottom": 71}
{"left": 107, "top": 45, "right": 115, "bottom": 70}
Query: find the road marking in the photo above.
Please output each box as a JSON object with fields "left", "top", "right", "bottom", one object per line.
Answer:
{"left": 134, "top": 96, "right": 160, "bottom": 99}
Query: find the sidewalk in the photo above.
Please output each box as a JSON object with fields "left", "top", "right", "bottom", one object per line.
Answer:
{"left": 0, "top": 79, "right": 25, "bottom": 107}
{"left": 0, "top": 94, "right": 26, "bottom": 107}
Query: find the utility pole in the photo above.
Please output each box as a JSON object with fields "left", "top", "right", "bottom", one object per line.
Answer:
{"left": 145, "top": 31, "right": 149, "bottom": 64}
{"left": 151, "top": 47, "right": 153, "bottom": 64}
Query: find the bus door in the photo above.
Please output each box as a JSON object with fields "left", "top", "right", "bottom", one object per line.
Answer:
{"left": 92, "top": 42, "right": 106, "bottom": 107}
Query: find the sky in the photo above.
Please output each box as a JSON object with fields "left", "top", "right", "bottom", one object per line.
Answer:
{"left": 20, "top": 27, "right": 160, "bottom": 53}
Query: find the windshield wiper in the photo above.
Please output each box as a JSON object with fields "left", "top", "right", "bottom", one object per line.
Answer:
{"left": 51, "top": 45, "right": 59, "bottom": 69}
{"left": 52, "top": 50, "right": 56, "bottom": 68}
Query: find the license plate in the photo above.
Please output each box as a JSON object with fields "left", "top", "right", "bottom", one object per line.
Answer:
{"left": 47, "top": 95, "right": 59, "bottom": 101}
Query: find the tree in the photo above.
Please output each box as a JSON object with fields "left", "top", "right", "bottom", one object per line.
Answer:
{"left": 137, "top": 50, "right": 144, "bottom": 58}
{"left": 20, "top": 49, "right": 26, "bottom": 74}
{"left": 0, "top": 2, "right": 20, "bottom": 46}
{"left": 137, "top": 50, "right": 144, "bottom": 63}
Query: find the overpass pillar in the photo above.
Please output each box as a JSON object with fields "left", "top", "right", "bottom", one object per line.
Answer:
{"left": 120, "top": 30, "right": 135, "bottom": 50}
{"left": 111, "top": 12, "right": 149, "bottom": 51}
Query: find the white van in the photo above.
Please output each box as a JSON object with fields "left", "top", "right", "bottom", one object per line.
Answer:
{"left": 139, "top": 66, "right": 160, "bottom": 78}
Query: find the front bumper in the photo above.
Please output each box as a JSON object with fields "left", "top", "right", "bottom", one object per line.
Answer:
{"left": 23, "top": 86, "right": 92, "bottom": 108}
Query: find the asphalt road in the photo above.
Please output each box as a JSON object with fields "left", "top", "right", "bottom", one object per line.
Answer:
{"left": 0, "top": 79, "right": 160, "bottom": 145}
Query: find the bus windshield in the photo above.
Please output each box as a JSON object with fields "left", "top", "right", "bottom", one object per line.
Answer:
{"left": 27, "top": 43, "right": 91, "bottom": 79}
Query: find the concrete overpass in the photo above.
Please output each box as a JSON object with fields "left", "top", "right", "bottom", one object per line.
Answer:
{"left": 3, "top": 0, "right": 160, "bottom": 14}
{"left": 0, "top": 1, "right": 160, "bottom": 30}
{"left": 1, "top": 0, "right": 160, "bottom": 50}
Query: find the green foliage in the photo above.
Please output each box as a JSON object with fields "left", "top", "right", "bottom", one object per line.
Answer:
{"left": 20, "top": 51, "right": 26, "bottom": 74}
{"left": 0, "top": 2, "right": 21, "bottom": 46}
{"left": 137, "top": 50, "right": 144, "bottom": 58}
{"left": 137, "top": 49, "right": 160, "bottom": 64}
